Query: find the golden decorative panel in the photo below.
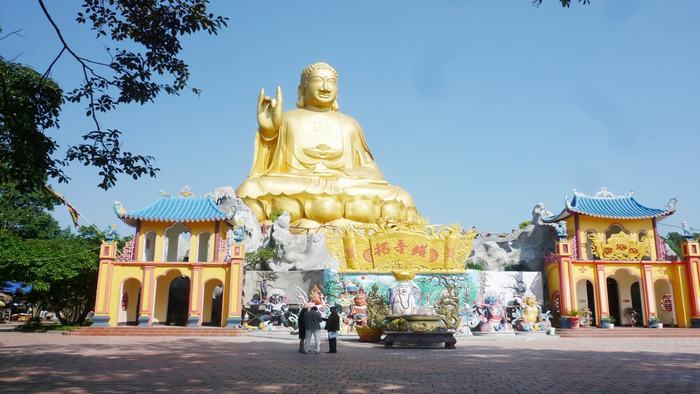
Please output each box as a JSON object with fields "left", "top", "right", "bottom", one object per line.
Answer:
{"left": 326, "top": 224, "right": 476, "bottom": 273}
{"left": 588, "top": 232, "right": 651, "bottom": 261}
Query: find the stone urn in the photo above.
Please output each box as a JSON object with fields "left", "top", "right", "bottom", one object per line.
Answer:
{"left": 356, "top": 326, "right": 383, "bottom": 342}
{"left": 385, "top": 315, "right": 447, "bottom": 333}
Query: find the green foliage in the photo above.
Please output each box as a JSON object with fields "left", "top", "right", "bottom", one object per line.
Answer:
{"left": 0, "top": 61, "right": 64, "bottom": 192}
{"left": 268, "top": 209, "right": 285, "bottom": 222}
{"left": 3, "top": 2, "right": 228, "bottom": 190}
{"left": 244, "top": 247, "right": 277, "bottom": 271}
{"left": 0, "top": 181, "right": 62, "bottom": 239}
{"left": 0, "top": 181, "right": 112, "bottom": 325}
{"left": 519, "top": 220, "right": 532, "bottom": 230}
{"left": 383, "top": 318, "right": 409, "bottom": 332}
{"left": 503, "top": 262, "right": 525, "bottom": 271}
{"left": 465, "top": 261, "right": 485, "bottom": 270}
{"left": 663, "top": 232, "right": 700, "bottom": 257}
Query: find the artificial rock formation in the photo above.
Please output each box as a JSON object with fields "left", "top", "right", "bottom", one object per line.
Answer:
{"left": 468, "top": 204, "right": 557, "bottom": 271}
{"left": 266, "top": 212, "right": 340, "bottom": 271}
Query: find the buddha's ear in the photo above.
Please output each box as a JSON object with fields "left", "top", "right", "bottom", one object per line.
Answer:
{"left": 296, "top": 85, "right": 305, "bottom": 108}
{"left": 332, "top": 100, "right": 339, "bottom": 111}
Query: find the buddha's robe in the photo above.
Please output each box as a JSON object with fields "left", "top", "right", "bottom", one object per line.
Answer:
{"left": 236, "top": 108, "right": 415, "bottom": 221}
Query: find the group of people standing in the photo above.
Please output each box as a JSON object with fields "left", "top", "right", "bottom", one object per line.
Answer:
{"left": 297, "top": 305, "right": 340, "bottom": 354}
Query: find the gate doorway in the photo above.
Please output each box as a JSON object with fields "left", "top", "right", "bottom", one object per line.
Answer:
{"left": 607, "top": 278, "right": 621, "bottom": 324}
{"left": 166, "top": 276, "right": 190, "bottom": 326}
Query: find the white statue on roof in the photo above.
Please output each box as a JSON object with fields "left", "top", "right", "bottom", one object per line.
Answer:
{"left": 594, "top": 187, "right": 615, "bottom": 198}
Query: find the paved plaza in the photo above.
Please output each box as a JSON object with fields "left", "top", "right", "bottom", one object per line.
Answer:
{"left": 1, "top": 330, "right": 699, "bottom": 393}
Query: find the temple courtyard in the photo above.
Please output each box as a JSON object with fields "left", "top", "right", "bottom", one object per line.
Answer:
{"left": 1, "top": 331, "right": 699, "bottom": 393}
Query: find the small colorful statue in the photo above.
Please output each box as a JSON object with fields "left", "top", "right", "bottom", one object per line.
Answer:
{"left": 104, "top": 224, "right": 118, "bottom": 241}
{"left": 511, "top": 293, "right": 551, "bottom": 332}
{"left": 262, "top": 289, "right": 290, "bottom": 327}
{"left": 343, "top": 287, "right": 368, "bottom": 330}
{"left": 472, "top": 294, "right": 512, "bottom": 333}
{"left": 580, "top": 307, "right": 594, "bottom": 327}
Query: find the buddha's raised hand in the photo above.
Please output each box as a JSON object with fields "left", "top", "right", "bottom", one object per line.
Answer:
{"left": 257, "top": 86, "right": 283, "bottom": 133}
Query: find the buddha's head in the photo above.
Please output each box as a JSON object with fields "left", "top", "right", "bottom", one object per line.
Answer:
{"left": 297, "top": 62, "right": 339, "bottom": 111}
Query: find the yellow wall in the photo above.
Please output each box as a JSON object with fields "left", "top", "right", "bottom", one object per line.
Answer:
{"left": 571, "top": 263, "right": 596, "bottom": 312}
{"left": 107, "top": 265, "right": 144, "bottom": 325}
{"left": 546, "top": 263, "right": 560, "bottom": 309}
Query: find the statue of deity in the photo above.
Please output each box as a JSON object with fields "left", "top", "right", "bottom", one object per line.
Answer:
{"left": 236, "top": 62, "right": 418, "bottom": 228}
{"left": 389, "top": 280, "right": 421, "bottom": 316}
{"left": 512, "top": 293, "right": 551, "bottom": 332}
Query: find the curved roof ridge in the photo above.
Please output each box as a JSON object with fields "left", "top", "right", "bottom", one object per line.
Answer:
{"left": 544, "top": 188, "right": 676, "bottom": 223}
{"left": 115, "top": 195, "right": 230, "bottom": 226}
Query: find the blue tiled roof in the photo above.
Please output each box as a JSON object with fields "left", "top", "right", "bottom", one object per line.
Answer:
{"left": 115, "top": 197, "right": 229, "bottom": 226}
{"left": 544, "top": 190, "right": 676, "bottom": 222}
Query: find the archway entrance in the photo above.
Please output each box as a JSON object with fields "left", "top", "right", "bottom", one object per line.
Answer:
{"left": 606, "top": 278, "right": 621, "bottom": 324}
{"left": 167, "top": 276, "right": 190, "bottom": 326}
{"left": 202, "top": 279, "right": 224, "bottom": 327}
{"left": 575, "top": 279, "right": 596, "bottom": 325}
{"left": 118, "top": 278, "right": 141, "bottom": 326}
{"left": 585, "top": 280, "right": 596, "bottom": 323}
{"left": 630, "top": 282, "right": 643, "bottom": 326}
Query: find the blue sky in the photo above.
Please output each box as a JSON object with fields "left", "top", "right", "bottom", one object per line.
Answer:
{"left": 2, "top": 1, "right": 699, "bottom": 236}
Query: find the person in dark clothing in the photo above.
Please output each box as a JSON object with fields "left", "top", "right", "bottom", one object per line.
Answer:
{"left": 325, "top": 306, "right": 340, "bottom": 353}
{"left": 303, "top": 306, "right": 323, "bottom": 354}
{"left": 297, "top": 306, "right": 307, "bottom": 353}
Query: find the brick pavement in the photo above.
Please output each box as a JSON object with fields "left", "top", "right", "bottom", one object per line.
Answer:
{"left": 1, "top": 331, "right": 699, "bottom": 393}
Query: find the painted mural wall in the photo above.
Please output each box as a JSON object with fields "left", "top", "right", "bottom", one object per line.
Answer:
{"left": 242, "top": 269, "right": 544, "bottom": 332}
{"left": 243, "top": 270, "right": 326, "bottom": 306}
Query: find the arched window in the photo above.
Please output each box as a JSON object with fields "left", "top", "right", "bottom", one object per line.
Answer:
{"left": 142, "top": 231, "right": 156, "bottom": 262}
{"left": 605, "top": 224, "right": 627, "bottom": 240}
{"left": 638, "top": 231, "right": 648, "bottom": 241}
{"left": 586, "top": 230, "right": 597, "bottom": 260}
{"left": 197, "top": 232, "right": 211, "bottom": 262}
{"left": 163, "top": 223, "right": 191, "bottom": 262}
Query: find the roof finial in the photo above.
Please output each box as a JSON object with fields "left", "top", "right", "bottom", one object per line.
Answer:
{"left": 178, "top": 185, "right": 194, "bottom": 198}
{"left": 666, "top": 198, "right": 678, "bottom": 212}
{"left": 595, "top": 187, "right": 615, "bottom": 198}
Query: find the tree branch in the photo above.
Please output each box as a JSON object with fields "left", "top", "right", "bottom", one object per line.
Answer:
{"left": 0, "top": 29, "right": 24, "bottom": 41}
{"left": 10, "top": 52, "right": 24, "bottom": 62}
{"left": 38, "top": 0, "right": 97, "bottom": 74}
{"left": 41, "top": 47, "right": 65, "bottom": 81}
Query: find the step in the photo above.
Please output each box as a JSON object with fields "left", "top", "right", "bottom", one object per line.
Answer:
{"left": 63, "top": 326, "right": 248, "bottom": 336}
{"left": 557, "top": 327, "right": 700, "bottom": 338}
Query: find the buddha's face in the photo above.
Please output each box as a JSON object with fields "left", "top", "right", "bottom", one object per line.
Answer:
{"left": 303, "top": 68, "right": 338, "bottom": 109}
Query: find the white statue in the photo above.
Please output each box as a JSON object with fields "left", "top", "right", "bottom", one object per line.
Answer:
{"left": 389, "top": 280, "right": 421, "bottom": 316}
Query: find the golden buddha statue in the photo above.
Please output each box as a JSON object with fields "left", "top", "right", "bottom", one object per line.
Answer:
{"left": 236, "top": 62, "right": 418, "bottom": 227}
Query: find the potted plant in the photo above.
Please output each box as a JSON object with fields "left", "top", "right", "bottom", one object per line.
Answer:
{"left": 601, "top": 316, "right": 615, "bottom": 329}
{"left": 649, "top": 317, "right": 663, "bottom": 329}
{"left": 562, "top": 310, "right": 580, "bottom": 329}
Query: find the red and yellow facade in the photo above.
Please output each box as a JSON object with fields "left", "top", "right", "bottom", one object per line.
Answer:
{"left": 91, "top": 195, "right": 246, "bottom": 327}
{"left": 545, "top": 189, "right": 700, "bottom": 328}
